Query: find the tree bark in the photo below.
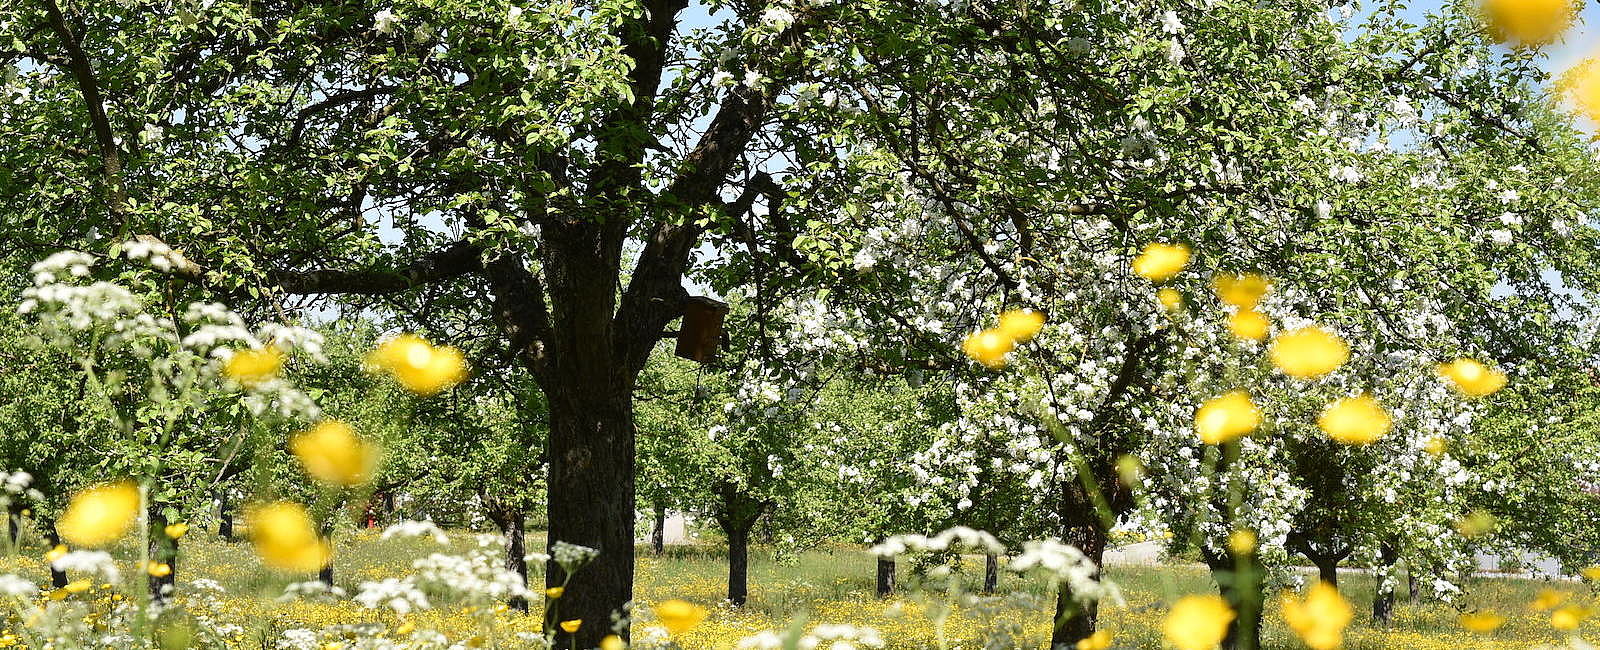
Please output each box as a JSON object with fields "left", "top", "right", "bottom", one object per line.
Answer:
{"left": 726, "top": 523, "right": 752, "bottom": 606}
{"left": 651, "top": 503, "right": 666, "bottom": 555}
{"left": 983, "top": 553, "right": 999, "bottom": 595}
{"left": 147, "top": 509, "right": 177, "bottom": 602}
{"left": 1312, "top": 556, "right": 1339, "bottom": 588}
{"left": 216, "top": 492, "right": 234, "bottom": 541}
{"left": 1202, "top": 550, "right": 1264, "bottom": 650}
{"left": 1373, "top": 542, "right": 1399, "bottom": 626}
{"left": 876, "top": 555, "right": 896, "bottom": 598}
{"left": 1051, "top": 509, "right": 1110, "bottom": 646}
{"left": 505, "top": 508, "right": 530, "bottom": 612}
{"left": 44, "top": 524, "right": 67, "bottom": 588}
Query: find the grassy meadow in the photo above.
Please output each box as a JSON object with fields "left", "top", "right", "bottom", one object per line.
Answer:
{"left": 0, "top": 528, "right": 1593, "bottom": 649}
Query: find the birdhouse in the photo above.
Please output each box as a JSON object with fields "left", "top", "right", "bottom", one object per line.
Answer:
{"left": 675, "top": 296, "right": 729, "bottom": 363}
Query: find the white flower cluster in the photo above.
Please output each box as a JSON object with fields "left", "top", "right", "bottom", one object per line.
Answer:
{"left": 410, "top": 544, "right": 534, "bottom": 606}
{"left": 381, "top": 520, "right": 451, "bottom": 545}
{"left": 1010, "top": 539, "right": 1123, "bottom": 606}
{"left": 735, "top": 623, "right": 885, "bottom": 650}
{"left": 51, "top": 550, "right": 120, "bottom": 582}
{"left": 870, "top": 526, "right": 1004, "bottom": 557}
{"left": 278, "top": 580, "right": 349, "bottom": 602}
{"left": 353, "top": 577, "right": 431, "bottom": 614}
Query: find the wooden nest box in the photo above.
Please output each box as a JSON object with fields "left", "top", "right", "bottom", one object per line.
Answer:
{"left": 675, "top": 296, "right": 729, "bottom": 363}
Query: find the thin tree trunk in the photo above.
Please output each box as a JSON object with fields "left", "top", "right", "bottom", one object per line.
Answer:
{"left": 147, "top": 509, "right": 177, "bottom": 601}
{"left": 1408, "top": 566, "right": 1419, "bottom": 600}
{"left": 726, "top": 524, "right": 752, "bottom": 606}
{"left": 6, "top": 503, "right": 20, "bottom": 547}
{"left": 216, "top": 492, "right": 234, "bottom": 541}
{"left": 318, "top": 561, "right": 334, "bottom": 587}
{"left": 876, "top": 555, "right": 896, "bottom": 598}
{"left": 44, "top": 524, "right": 67, "bottom": 588}
{"left": 652, "top": 503, "right": 666, "bottom": 555}
{"left": 505, "top": 508, "right": 530, "bottom": 612}
{"left": 1373, "top": 542, "right": 1399, "bottom": 626}
{"left": 983, "top": 553, "right": 999, "bottom": 594}
{"left": 1204, "top": 550, "right": 1264, "bottom": 650}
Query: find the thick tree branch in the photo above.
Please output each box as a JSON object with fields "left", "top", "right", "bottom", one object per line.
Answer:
{"left": 41, "top": 0, "right": 128, "bottom": 225}
{"left": 273, "top": 241, "right": 483, "bottom": 295}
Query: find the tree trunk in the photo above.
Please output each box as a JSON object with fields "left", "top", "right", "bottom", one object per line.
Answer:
{"left": 318, "top": 561, "right": 334, "bottom": 587}
{"left": 44, "top": 524, "right": 67, "bottom": 588}
{"left": 1408, "top": 566, "right": 1419, "bottom": 600}
{"left": 216, "top": 492, "right": 234, "bottom": 541}
{"left": 1203, "top": 550, "right": 1264, "bottom": 650}
{"left": 651, "top": 503, "right": 666, "bottom": 555}
{"left": 1312, "top": 556, "right": 1339, "bottom": 588}
{"left": 147, "top": 509, "right": 177, "bottom": 602}
{"left": 6, "top": 502, "right": 20, "bottom": 547}
{"left": 542, "top": 377, "right": 636, "bottom": 649}
{"left": 983, "top": 553, "right": 999, "bottom": 595}
{"left": 876, "top": 555, "right": 896, "bottom": 598}
{"left": 1051, "top": 510, "right": 1110, "bottom": 646}
{"left": 505, "top": 508, "right": 530, "bottom": 612}
{"left": 726, "top": 523, "right": 752, "bottom": 606}
{"left": 1373, "top": 542, "right": 1399, "bottom": 626}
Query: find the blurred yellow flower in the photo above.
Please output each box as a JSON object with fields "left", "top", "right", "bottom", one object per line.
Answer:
{"left": 997, "top": 309, "right": 1046, "bottom": 342}
{"left": 654, "top": 599, "right": 709, "bottom": 635}
{"left": 1533, "top": 588, "right": 1567, "bottom": 610}
{"left": 58, "top": 482, "right": 139, "bottom": 548}
{"left": 1132, "top": 242, "right": 1191, "bottom": 282}
{"left": 146, "top": 562, "right": 171, "bottom": 578}
{"left": 1281, "top": 582, "right": 1352, "bottom": 650}
{"left": 1228, "top": 529, "right": 1257, "bottom": 556}
{"left": 1194, "top": 391, "right": 1261, "bottom": 445}
{"left": 247, "top": 502, "right": 330, "bottom": 572}
{"left": 1269, "top": 327, "right": 1349, "bottom": 379}
{"left": 164, "top": 523, "right": 189, "bottom": 539}
{"left": 44, "top": 544, "right": 68, "bottom": 563}
{"left": 559, "top": 620, "right": 582, "bottom": 633}
{"left": 1552, "top": 604, "right": 1589, "bottom": 630}
{"left": 1163, "top": 594, "right": 1234, "bottom": 650}
{"left": 1581, "top": 566, "right": 1600, "bottom": 581}
{"left": 1075, "top": 629, "right": 1112, "bottom": 650}
{"left": 1317, "top": 394, "right": 1392, "bottom": 445}
{"left": 1437, "top": 358, "right": 1507, "bottom": 397}
{"left": 600, "top": 636, "right": 625, "bottom": 650}
{"left": 291, "top": 421, "right": 378, "bottom": 487}
{"left": 1423, "top": 437, "right": 1447, "bottom": 457}
{"left": 367, "top": 334, "right": 468, "bottom": 396}
{"left": 1459, "top": 611, "right": 1506, "bottom": 633}
{"left": 1227, "top": 310, "right": 1269, "bottom": 341}
{"left": 1158, "top": 288, "right": 1184, "bottom": 312}
{"left": 1456, "top": 510, "right": 1498, "bottom": 539}
{"left": 224, "top": 346, "right": 284, "bottom": 387}
{"left": 1213, "top": 273, "right": 1270, "bottom": 309}
{"left": 545, "top": 586, "right": 565, "bottom": 599}
{"left": 395, "top": 621, "right": 415, "bottom": 635}
{"left": 1564, "top": 56, "right": 1600, "bottom": 125}
{"left": 64, "top": 579, "right": 91, "bottom": 594}
{"left": 1481, "top": 0, "right": 1572, "bottom": 46}
{"left": 962, "top": 329, "right": 1014, "bottom": 369}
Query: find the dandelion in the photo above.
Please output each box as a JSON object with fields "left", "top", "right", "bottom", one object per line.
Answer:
{"left": 224, "top": 347, "right": 284, "bottom": 387}
{"left": 247, "top": 502, "right": 331, "bottom": 572}
{"left": 58, "top": 482, "right": 139, "bottom": 548}
{"left": 1158, "top": 288, "right": 1184, "bottom": 312}
{"left": 1269, "top": 327, "right": 1349, "bottom": 379}
{"left": 291, "top": 421, "right": 378, "bottom": 486}
{"left": 1459, "top": 611, "right": 1506, "bottom": 633}
{"left": 559, "top": 620, "right": 582, "bottom": 633}
{"left": 1437, "top": 358, "right": 1507, "bottom": 397}
{"left": 1281, "top": 582, "right": 1352, "bottom": 650}
{"left": 655, "top": 599, "right": 709, "bottom": 635}
{"left": 1480, "top": 0, "right": 1572, "bottom": 46}
{"left": 962, "top": 329, "right": 1014, "bottom": 369}
{"left": 997, "top": 309, "right": 1045, "bottom": 342}
{"left": 1194, "top": 391, "right": 1261, "bottom": 444}
{"left": 164, "top": 523, "right": 189, "bottom": 539}
{"left": 1132, "top": 243, "right": 1190, "bottom": 282}
{"left": 1552, "top": 604, "right": 1589, "bottom": 630}
{"left": 1317, "top": 394, "right": 1392, "bottom": 445}
{"left": 1213, "top": 273, "right": 1270, "bottom": 308}
{"left": 367, "top": 334, "right": 468, "bottom": 396}
{"left": 1163, "top": 594, "right": 1234, "bottom": 650}
{"left": 1075, "top": 630, "right": 1112, "bottom": 650}
{"left": 1227, "top": 310, "right": 1269, "bottom": 341}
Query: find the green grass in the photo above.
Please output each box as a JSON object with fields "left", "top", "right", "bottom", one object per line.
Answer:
{"left": 2, "top": 527, "right": 1596, "bottom": 648}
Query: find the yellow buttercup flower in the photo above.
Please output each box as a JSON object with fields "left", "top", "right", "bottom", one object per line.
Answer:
{"left": 1227, "top": 310, "right": 1269, "bottom": 341}
{"left": 997, "top": 309, "right": 1046, "bottom": 342}
{"left": 58, "top": 482, "right": 140, "bottom": 548}
{"left": 246, "top": 502, "right": 331, "bottom": 572}
{"left": 1213, "top": 273, "right": 1270, "bottom": 309}
{"left": 367, "top": 334, "right": 468, "bottom": 396}
{"left": 146, "top": 562, "right": 171, "bottom": 578}
{"left": 1552, "top": 604, "right": 1589, "bottom": 630}
{"left": 962, "top": 329, "right": 1014, "bottom": 369}
{"left": 1132, "top": 242, "right": 1191, "bottom": 282}
{"left": 1533, "top": 588, "right": 1567, "bottom": 610}
{"left": 1564, "top": 56, "right": 1600, "bottom": 125}
{"left": 1317, "top": 394, "right": 1392, "bottom": 445}
{"left": 1158, "top": 288, "right": 1184, "bottom": 312}
{"left": 395, "top": 621, "right": 415, "bottom": 635}
{"left": 1228, "top": 529, "right": 1257, "bottom": 556}
{"left": 1423, "top": 437, "right": 1447, "bottom": 457}
{"left": 1194, "top": 391, "right": 1261, "bottom": 445}
{"left": 1163, "top": 594, "right": 1234, "bottom": 650}
{"left": 291, "top": 421, "right": 378, "bottom": 487}
{"left": 1581, "top": 566, "right": 1600, "bottom": 581}
{"left": 1481, "top": 0, "right": 1572, "bottom": 47}
{"left": 1437, "top": 358, "right": 1508, "bottom": 397}
{"left": 1075, "top": 629, "right": 1112, "bottom": 650}
{"left": 559, "top": 620, "right": 582, "bottom": 633}
{"left": 545, "top": 586, "right": 565, "bottom": 599}
{"left": 44, "top": 544, "right": 68, "bottom": 563}
{"left": 1281, "top": 582, "right": 1352, "bottom": 650}
{"left": 164, "top": 523, "right": 189, "bottom": 539}
{"left": 224, "top": 346, "right": 284, "bottom": 387}
{"left": 654, "top": 599, "right": 709, "bottom": 636}
{"left": 1459, "top": 611, "right": 1506, "bottom": 633}
{"left": 600, "top": 636, "right": 625, "bottom": 650}
{"left": 1269, "top": 327, "right": 1349, "bottom": 379}
{"left": 64, "top": 579, "right": 91, "bottom": 594}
